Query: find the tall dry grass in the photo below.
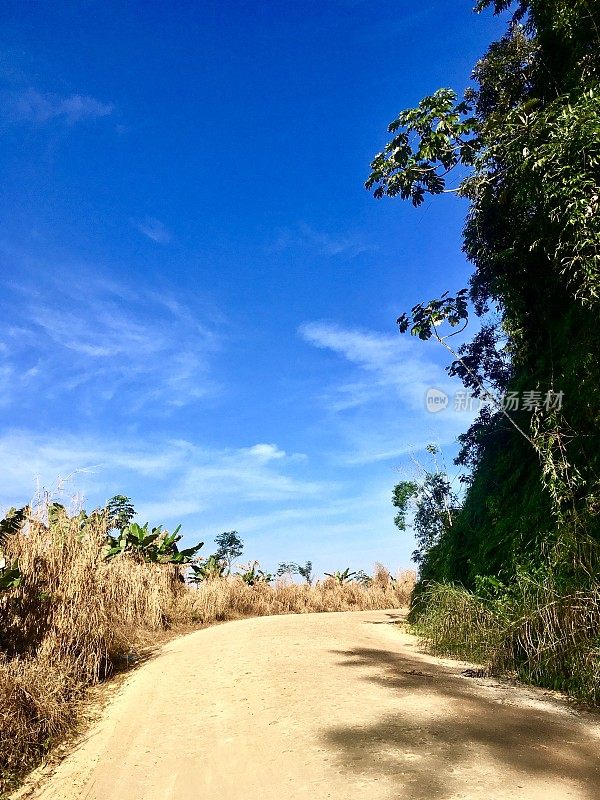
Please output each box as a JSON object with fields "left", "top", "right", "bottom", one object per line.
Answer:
{"left": 0, "top": 507, "right": 189, "bottom": 795}
{"left": 0, "top": 506, "right": 414, "bottom": 795}
{"left": 186, "top": 565, "right": 415, "bottom": 625}
{"left": 411, "top": 579, "right": 600, "bottom": 704}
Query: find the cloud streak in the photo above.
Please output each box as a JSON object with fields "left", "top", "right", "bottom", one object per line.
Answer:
{"left": 299, "top": 320, "right": 446, "bottom": 411}
{"left": 0, "top": 277, "right": 222, "bottom": 412}
{"left": 270, "top": 223, "right": 373, "bottom": 258}
{"left": 2, "top": 88, "right": 114, "bottom": 125}
{"left": 135, "top": 217, "right": 172, "bottom": 244}
{"left": 0, "top": 429, "right": 414, "bottom": 574}
{"left": 299, "top": 320, "right": 473, "bottom": 464}
{"left": 0, "top": 430, "right": 324, "bottom": 524}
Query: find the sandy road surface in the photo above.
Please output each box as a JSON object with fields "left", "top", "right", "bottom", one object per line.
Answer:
{"left": 21, "top": 610, "right": 600, "bottom": 800}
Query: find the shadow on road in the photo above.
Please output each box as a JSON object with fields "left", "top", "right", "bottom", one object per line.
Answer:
{"left": 323, "top": 645, "right": 600, "bottom": 799}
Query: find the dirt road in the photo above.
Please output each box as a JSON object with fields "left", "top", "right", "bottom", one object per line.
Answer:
{"left": 22, "top": 610, "right": 600, "bottom": 800}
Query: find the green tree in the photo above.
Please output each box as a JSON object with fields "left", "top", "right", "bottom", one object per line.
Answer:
{"left": 275, "top": 560, "right": 314, "bottom": 584}
{"left": 276, "top": 561, "right": 297, "bottom": 578}
{"left": 106, "top": 495, "right": 135, "bottom": 532}
{"left": 393, "top": 446, "right": 460, "bottom": 570}
{"left": 214, "top": 531, "right": 244, "bottom": 575}
{"left": 392, "top": 481, "right": 418, "bottom": 532}
{"left": 354, "top": 570, "right": 373, "bottom": 587}
{"left": 297, "top": 560, "right": 314, "bottom": 585}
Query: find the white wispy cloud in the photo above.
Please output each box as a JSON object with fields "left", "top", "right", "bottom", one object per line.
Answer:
{"left": 2, "top": 88, "right": 114, "bottom": 124}
{"left": 1, "top": 277, "right": 222, "bottom": 411}
{"left": 0, "top": 431, "right": 324, "bottom": 524}
{"left": 301, "top": 322, "right": 403, "bottom": 371}
{"left": 135, "top": 217, "right": 172, "bottom": 244}
{"left": 270, "top": 223, "right": 373, "bottom": 258}
{"left": 245, "top": 443, "right": 287, "bottom": 462}
{"left": 299, "top": 320, "right": 474, "bottom": 465}
{"left": 0, "top": 429, "right": 414, "bottom": 573}
{"left": 299, "top": 320, "right": 446, "bottom": 410}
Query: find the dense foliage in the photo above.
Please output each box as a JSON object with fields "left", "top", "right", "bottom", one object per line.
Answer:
{"left": 370, "top": 0, "right": 600, "bottom": 587}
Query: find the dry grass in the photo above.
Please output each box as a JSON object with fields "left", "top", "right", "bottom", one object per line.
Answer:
{"left": 0, "top": 507, "right": 187, "bottom": 795}
{"left": 411, "top": 579, "right": 600, "bottom": 704}
{"left": 493, "top": 584, "right": 600, "bottom": 702}
{"left": 0, "top": 506, "right": 414, "bottom": 795}
{"left": 184, "top": 566, "right": 415, "bottom": 625}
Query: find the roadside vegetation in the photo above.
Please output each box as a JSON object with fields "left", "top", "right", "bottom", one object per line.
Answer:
{"left": 0, "top": 498, "right": 413, "bottom": 796}
{"left": 412, "top": 581, "right": 600, "bottom": 704}
{"left": 370, "top": 0, "right": 600, "bottom": 703}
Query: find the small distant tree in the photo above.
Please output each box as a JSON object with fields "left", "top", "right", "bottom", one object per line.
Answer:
{"left": 354, "top": 570, "right": 373, "bottom": 587}
{"left": 276, "top": 562, "right": 297, "bottom": 579}
{"left": 393, "top": 445, "right": 459, "bottom": 565}
{"left": 276, "top": 560, "right": 313, "bottom": 584}
{"left": 297, "top": 560, "right": 313, "bottom": 585}
{"left": 106, "top": 495, "right": 135, "bottom": 532}
{"left": 214, "top": 531, "right": 243, "bottom": 575}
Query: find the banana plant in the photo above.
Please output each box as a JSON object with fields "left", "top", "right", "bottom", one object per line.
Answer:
{"left": 188, "top": 554, "right": 226, "bottom": 583}
{"left": 0, "top": 506, "right": 29, "bottom": 549}
{"left": 105, "top": 522, "right": 202, "bottom": 564}
{"left": 236, "top": 561, "right": 273, "bottom": 586}
{"left": 324, "top": 568, "right": 357, "bottom": 585}
{"left": 155, "top": 526, "right": 204, "bottom": 564}
{"left": 47, "top": 503, "right": 108, "bottom": 542}
{"left": 0, "top": 559, "right": 22, "bottom": 590}
{"left": 105, "top": 522, "right": 159, "bottom": 560}
{"left": 0, "top": 507, "right": 27, "bottom": 591}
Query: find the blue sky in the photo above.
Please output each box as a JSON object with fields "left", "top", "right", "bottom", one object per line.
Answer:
{"left": 0, "top": 1, "right": 506, "bottom": 575}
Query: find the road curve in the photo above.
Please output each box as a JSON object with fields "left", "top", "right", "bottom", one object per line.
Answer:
{"left": 23, "top": 610, "right": 600, "bottom": 800}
